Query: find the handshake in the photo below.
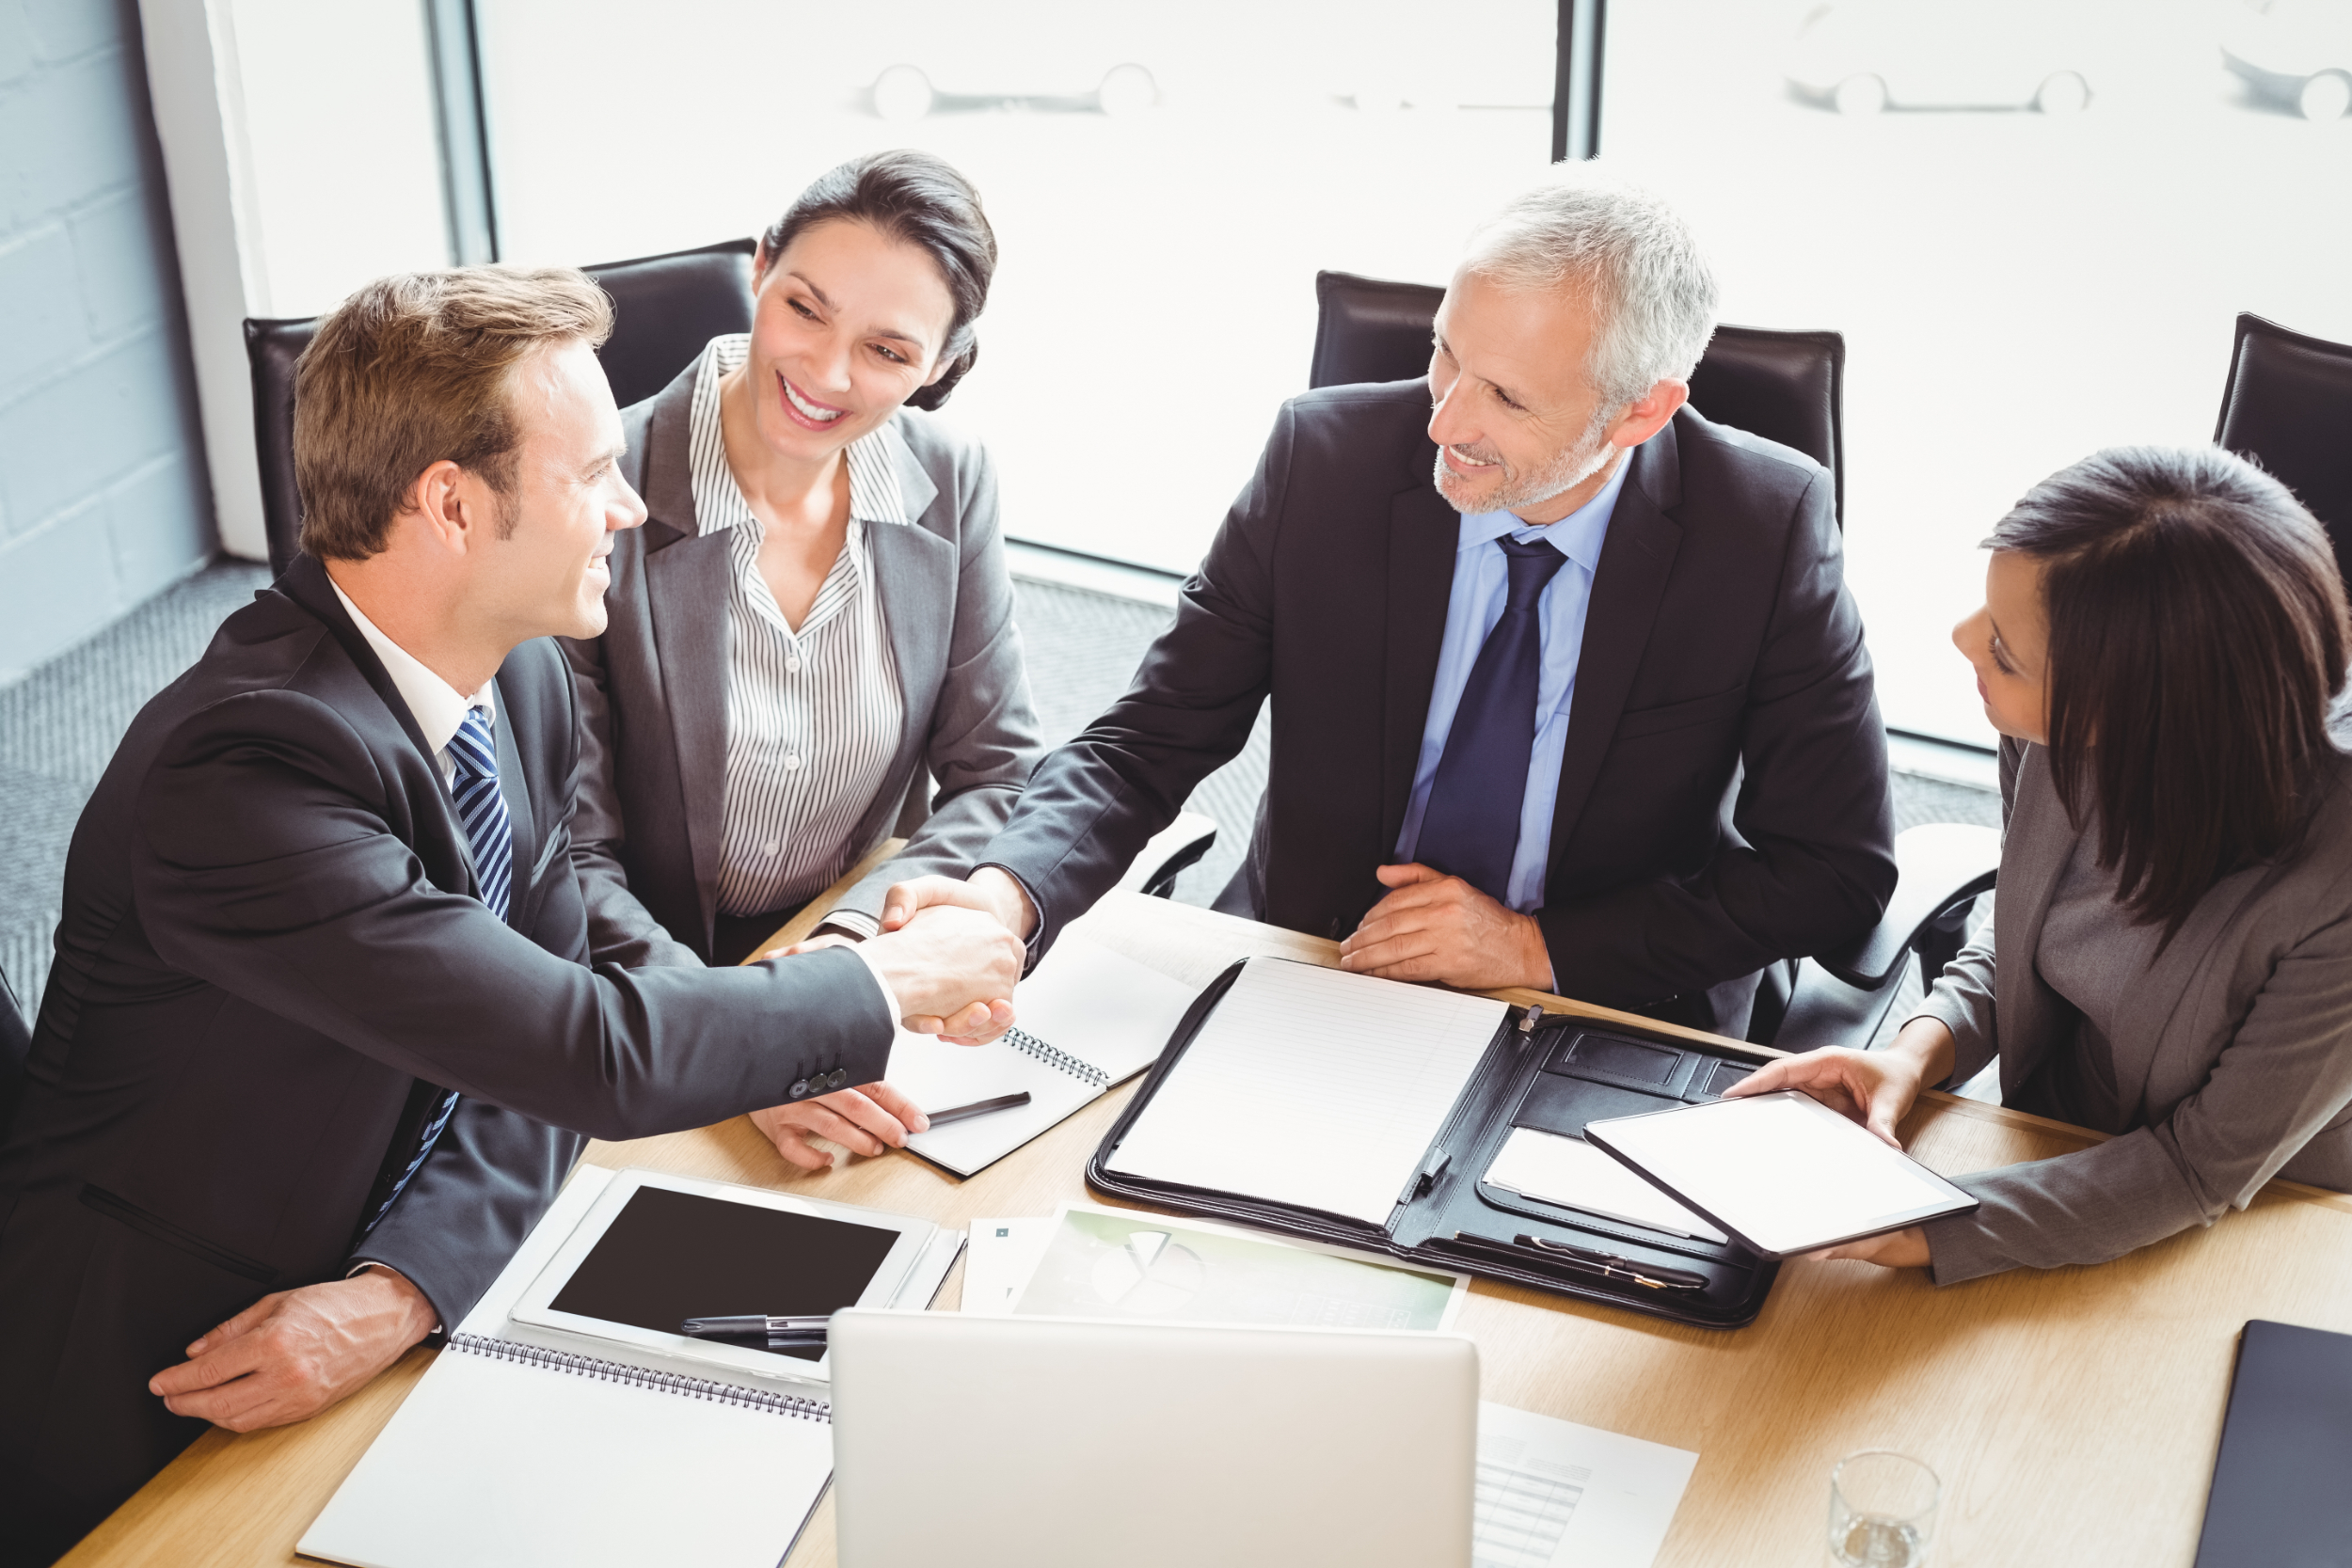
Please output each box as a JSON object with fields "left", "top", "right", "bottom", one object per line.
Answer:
{"left": 849, "top": 868, "right": 1041, "bottom": 1042}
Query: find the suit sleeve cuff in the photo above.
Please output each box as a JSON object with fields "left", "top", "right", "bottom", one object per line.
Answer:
{"left": 345, "top": 1260, "right": 444, "bottom": 1338}
{"left": 847, "top": 939, "right": 900, "bottom": 1022}
{"left": 818, "top": 910, "right": 880, "bottom": 941}
{"left": 975, "top": 861, "right": 1048, "bottom": 975}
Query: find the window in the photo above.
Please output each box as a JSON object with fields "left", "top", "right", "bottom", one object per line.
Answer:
{"left": 473, "top": 0, "right": 1560, "bottom": 574}
{"left": 1601, "top": 0, "right": 2352, "bottom": 742}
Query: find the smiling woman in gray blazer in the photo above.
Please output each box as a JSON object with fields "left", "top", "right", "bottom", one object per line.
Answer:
{"left": 1734, "top": 444, "right": 2352, "bottom": 1281}
{"left": 565, "top": 151, "right": 1041, "bottom": 1171}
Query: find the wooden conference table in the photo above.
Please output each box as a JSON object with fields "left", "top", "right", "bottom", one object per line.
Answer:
{"left": 61, "top": 882, "right": 2352, "bottom": 1567}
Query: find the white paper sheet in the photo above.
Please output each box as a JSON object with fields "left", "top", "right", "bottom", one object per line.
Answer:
{"left": 1474, "top": 1402, "right": 1697, "bottom": 1568}
{"left": 960, "top": 1216, "right": 1057, "bottom": 1317}
{"left": 1482, "top": 1127, "right": 1728, "bottom": 1243}
{"left": 892, "top": 933, "right": 1200, "bottom": 1177}
{"left": 1104, "top": 958, "right": 1508, "bottom": 1227}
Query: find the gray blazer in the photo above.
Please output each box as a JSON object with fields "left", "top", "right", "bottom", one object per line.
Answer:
{"left": 564, "top": 357, "right": 1042, "bottom": 969}
{"left": 1917, "top": 729, "right": 2352, "bottom": 1283}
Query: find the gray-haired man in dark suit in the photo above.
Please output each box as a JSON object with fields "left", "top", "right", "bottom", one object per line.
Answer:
{"left": 893, "top": 164, "right": 1895, "bottom": 1037}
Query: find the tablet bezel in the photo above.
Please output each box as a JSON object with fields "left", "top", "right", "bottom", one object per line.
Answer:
{"left": 508, "top": 1168, "right": 935, "bottom": 1382}
{"left": 1582, "top": 1090, "right": 1979, "bottom": 1259}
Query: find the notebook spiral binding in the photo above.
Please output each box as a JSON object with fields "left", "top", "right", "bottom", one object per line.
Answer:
{"left": 447, "top": 1334, "right": 832, "bottom": 1423}
{"left": 1004, "top": 1026, "right": 1109, "bottom": 1087}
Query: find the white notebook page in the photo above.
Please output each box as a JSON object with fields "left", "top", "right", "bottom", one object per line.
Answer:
{"left": 1104, "top": 959, "right": 1507, "bottom": 1227}
{"left": 892, "top": 933, "right": 1199, "bottom": 1177}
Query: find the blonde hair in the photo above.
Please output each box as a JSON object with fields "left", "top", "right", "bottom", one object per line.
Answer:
{"left": 294, "top": 267, "right": 613, "bottom": 560}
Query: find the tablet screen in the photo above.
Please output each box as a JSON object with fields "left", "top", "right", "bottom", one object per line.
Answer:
{"left": 1582, "top": 1091, "right": 1978, "bottom": 1258}
{"left": 547, "top": 1185, "right": 903, "bottom": 1363}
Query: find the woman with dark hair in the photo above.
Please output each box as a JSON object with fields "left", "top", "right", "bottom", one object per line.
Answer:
{"left": 565, "top": 150, "right": 1041, "bottom": 1170}
{"left": 1731, "top": 444, "right": 2352, "bottom": 1279}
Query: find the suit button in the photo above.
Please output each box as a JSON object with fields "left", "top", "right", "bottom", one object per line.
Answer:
{"left": 788, "top": 1079, "right": 809, "bottom": 1100}
{"left": 827, "top": 1069, "right": 849, "bottom": 1090}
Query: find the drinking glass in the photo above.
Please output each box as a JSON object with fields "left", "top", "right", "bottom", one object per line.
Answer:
{"left": 1827, "top": 1449, "right": 1939, "bottom": 1566}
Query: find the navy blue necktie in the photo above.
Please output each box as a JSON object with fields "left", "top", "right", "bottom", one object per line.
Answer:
{"left": 1411, "top": 535, "right": 1570, "bottom": 905}
{"left": 365, "top": 707, "right": 511, "bottom": 1233}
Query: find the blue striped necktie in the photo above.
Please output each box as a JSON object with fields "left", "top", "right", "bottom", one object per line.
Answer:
{"left": 365, "top": 705, "right": 512, "bottom": 1233}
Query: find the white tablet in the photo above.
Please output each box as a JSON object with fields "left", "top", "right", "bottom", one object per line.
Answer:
{"left": 1581, "top": 1091, "right": 1979, "bottom": 1259}
{"left": 509, "top": 1168, "right": 936, "bottom": 1381}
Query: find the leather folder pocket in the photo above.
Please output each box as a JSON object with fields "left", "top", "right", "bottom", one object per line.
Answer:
{"left": 80, "top": 1184, "right": 278, "bottom": 1284}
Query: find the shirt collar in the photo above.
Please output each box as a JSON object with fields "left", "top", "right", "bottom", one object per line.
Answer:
{"left": 327, "top": 577, "right": 494, "bottom": 757}
{"left": 688, "top": 334, "right": 911, "bottom": 538}
{"left": 1455, "top": 447, "right": 1632, "bottom": 577}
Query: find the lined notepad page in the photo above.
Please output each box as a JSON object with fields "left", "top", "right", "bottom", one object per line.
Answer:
{"left": 1105, "top": 959, "right": 1508, "bottom": 1227}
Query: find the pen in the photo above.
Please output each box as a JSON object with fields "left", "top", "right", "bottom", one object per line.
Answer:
{"left": 1514, "top": 1234, "right": 1710, "bottom": 1292}
{"left": 922, "top": 1090, "right": 1032, "bottom": 1127}
{"left": 681, "top": 1314, "right": 832, "bottom": 1346}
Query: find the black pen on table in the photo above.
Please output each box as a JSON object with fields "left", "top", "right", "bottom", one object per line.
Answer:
{"left": 921, "top": 1090, "right": 1030, "bottom": 1128}
{"left": 681, "top": 1314, "right": 833, "bottom": 1347}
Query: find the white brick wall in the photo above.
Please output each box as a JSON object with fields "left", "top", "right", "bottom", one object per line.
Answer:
{"left": 0, "top": 0, "right": 215, "bottom": 687}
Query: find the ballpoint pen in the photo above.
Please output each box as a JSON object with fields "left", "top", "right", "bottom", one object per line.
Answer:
{"left": 1515, "top": 1234, "right": 1709, "bottom": 1291}
{"left": 923, "top": 1090, "right": 1032, "bottom": 1127}
{"left": 680, "top": 1314, "right": 833, "bottom": 1346}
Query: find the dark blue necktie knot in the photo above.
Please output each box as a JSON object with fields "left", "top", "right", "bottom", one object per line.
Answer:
{"left": 1498, "top": 533, "right": 1569, "bottom": 610}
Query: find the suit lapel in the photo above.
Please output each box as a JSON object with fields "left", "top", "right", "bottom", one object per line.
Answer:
{"left": 1990, "top": 746, "right": 2081, "bottom": 1096}
{"left": 1547, "top": 427, "right": 1685, "bottom": 867}
{"left": 2105, "top": 858, "right": 2270, "bottom": 1123}
{"left": 273, "top": 556, "right": 475, "bottom": 896}
{"left": 633, "top": 365, "right": 733, "bottom": 939}
{"left": 1381, "top": 482, "right": 1463, "bottom": 852}
{"left": 859, "top": 517, "right": 954, "bottom": 847}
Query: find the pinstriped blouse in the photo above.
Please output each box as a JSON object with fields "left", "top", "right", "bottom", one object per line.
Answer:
{"left": 687, "top": 334, "right": 906, "bottom": 920}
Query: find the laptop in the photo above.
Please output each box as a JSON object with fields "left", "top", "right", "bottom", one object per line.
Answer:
{"left": 828, "top": 1310, "right": 1479, "bottom": 1567}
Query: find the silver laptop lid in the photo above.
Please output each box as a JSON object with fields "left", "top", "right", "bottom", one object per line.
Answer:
{"left": 830, "top": 1310, "right": 1478, "bottom": 1568}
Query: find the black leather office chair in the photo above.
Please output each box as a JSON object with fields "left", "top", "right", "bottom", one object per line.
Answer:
{"left": 1306, "top": 269, "right": 1994, "bottom": 1049}
{"left": 2214, "top": 311, "right": 2352, "bottom": 592}
{"left": 1307, "top": 270, "right": 1848, "bottom": 522}
{"left": 0, "top": 960, "right": 32, "bottom": 1139}
{"left": 243, "top": 237, "right": 758, "bottom": 577}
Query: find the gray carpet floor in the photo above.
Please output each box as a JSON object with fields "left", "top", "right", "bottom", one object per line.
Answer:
{"left": 0, "top": 561, "right": 1996, "bottom": 1032}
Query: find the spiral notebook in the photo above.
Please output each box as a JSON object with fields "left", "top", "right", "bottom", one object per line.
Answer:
{"left": 297, "top": 1165, "right": 961, "bottom": 1568}
{"left": 890, "top": 931, "right": 1200, "bottom": 1177}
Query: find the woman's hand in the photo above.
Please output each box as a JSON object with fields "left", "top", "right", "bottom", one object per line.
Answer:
{"left": 1804, "top": 1227, "right": 1931, "bottom": 1268}
{"left": 1723, "top": 1017, "right": 1957, "bottom": 1150}
{"left": 750, "top": 1081, "right": 930, "bottom": 1171}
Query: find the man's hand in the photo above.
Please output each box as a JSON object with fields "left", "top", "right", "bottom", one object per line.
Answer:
{"left": 882, "top": 868, "right": 1037, "bottom": 942}
{"left": 751, "top": 1081, "right": 930, "bottom": 1171}
{"left": 860, "top": 903, "right": 1023, "bottom": 1040}
{"left": 148, "top": 1268, "right": 437, "bottom": 1432}
{"left": 1338, "top": 863, "right": 1553, "bottom": 989}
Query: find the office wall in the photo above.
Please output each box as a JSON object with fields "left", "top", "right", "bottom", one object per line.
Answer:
{"left": 0, "top": 0, "right": 214, "bottom": 687}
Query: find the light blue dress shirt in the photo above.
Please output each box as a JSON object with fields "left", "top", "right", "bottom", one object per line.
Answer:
{"left": 1393, "top": 455, "right": 1630, "bottom": 912}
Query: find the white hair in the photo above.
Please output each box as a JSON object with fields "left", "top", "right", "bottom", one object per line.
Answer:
{"left": 1461, "top": 162, "right": 1719, "bottom": 414}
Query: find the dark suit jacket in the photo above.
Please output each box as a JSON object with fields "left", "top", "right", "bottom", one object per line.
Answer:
{"left": 564, "top": 358, "right": 1041, "bottom": 968}
{"left": 984, "top": 381, "right": 1897, "bottom": 1025}
{"left": 0, "top": 556, "right": 892, "bottom": 1560}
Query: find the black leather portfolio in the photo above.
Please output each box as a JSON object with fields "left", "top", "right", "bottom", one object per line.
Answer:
{"left": 1086, "top": 957, "right": 1783, "bottom": 1328}
{"left": 2192, "top": 1319, "right": 2352, "bottom": 1567}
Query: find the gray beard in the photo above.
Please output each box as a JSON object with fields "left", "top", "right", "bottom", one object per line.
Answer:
{"left": 1432, "top": 416, "right": 1617, "bottom": 516}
